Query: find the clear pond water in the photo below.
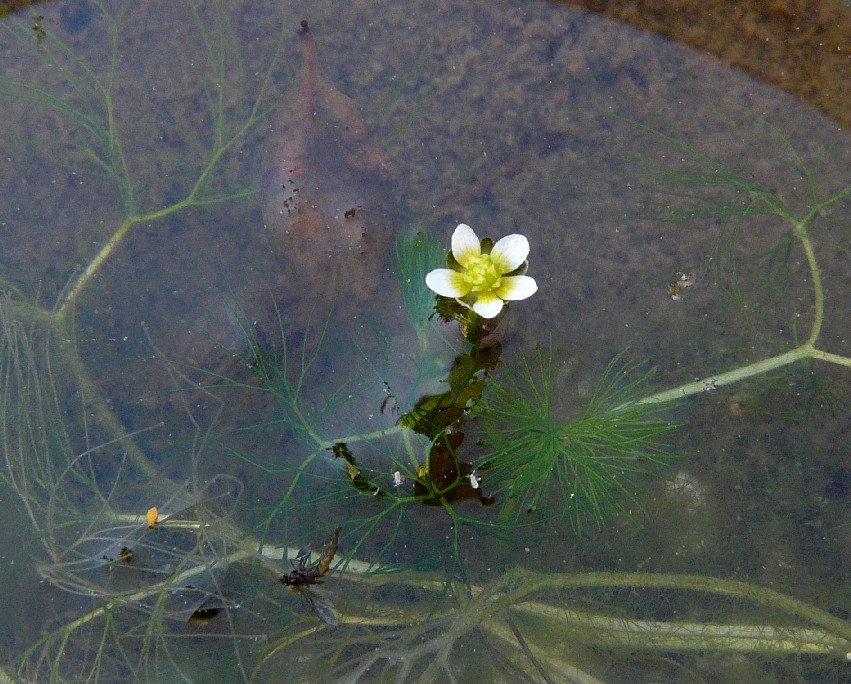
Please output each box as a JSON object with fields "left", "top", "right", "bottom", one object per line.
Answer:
{"left": 0, "top": 1, "right": 849, "bottom": 681}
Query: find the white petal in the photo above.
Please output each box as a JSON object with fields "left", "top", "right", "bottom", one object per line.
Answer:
{"left": 489, "top": 234, "right": 529, "bottom": 272}
{"left": 472, "top": 291, "right": 505, "bottom": 318}
{"left": 451, "top": 224, "right": 481, "bottom": 268}
{"left": 426, "top": 269, "right": 471, "bottom": 298}
{"left": 494, "top": 275, "right": 538, "bottom": 301}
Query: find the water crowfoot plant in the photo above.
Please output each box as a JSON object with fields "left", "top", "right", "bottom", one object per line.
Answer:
{"left": 0, "top": 2, "right": 849, "bottom": 678}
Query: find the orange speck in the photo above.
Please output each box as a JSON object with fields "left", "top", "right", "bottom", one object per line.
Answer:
{"left": 146, "top": 506, "right": 158, "bottom": 529}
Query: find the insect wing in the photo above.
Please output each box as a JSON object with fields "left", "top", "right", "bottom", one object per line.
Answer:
{"left": 293, "top": 548, "right": 311, "bottom": 571}
{"left": 300, "top": 585, "right": 340, "bottom": 627}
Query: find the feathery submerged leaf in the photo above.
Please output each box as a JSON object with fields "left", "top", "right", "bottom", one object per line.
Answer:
{"left": 476, "top": 346, "right": 677, "bottom": 529}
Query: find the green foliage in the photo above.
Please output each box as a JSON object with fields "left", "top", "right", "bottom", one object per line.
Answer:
{"left": 477, "top": 346, "right": 677, "bottom": 528}
{"left": 0, "top": 300, "right": 255, "bottom": 682}
{"left": 394, "top": 229, "right": 444, "bottom": 329}
{"left": 254, "top": 566, "right": 851, "bottom": 682}
{"left": 401, "top": 340, "right": 500, "bottom": 439}
{"left": 239, "top": 302, "right": 336, "bottom": 450}
{"left": 0, "top": 2, "right": 136, "bottom": 209}
{"left": 633, "top": 124, "right": 801, "bottom": 226}
{"left": 625, "top": 124, "right": 851, "bottom": 369}
{"left": 1, "top": 2, "right": 848, "bottom": 679}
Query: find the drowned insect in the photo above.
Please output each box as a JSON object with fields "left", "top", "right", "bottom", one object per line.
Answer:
{"left": 280, "top": 526, "right": 342, "bottom": 626}
{"left": 668, "top": 271, "right": 696, "bottom": 301}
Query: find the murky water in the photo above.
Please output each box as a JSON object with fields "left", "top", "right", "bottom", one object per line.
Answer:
{"left": 0, "top": 1, "right": 848, "bottom": 681}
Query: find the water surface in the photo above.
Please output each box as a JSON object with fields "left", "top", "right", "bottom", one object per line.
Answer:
{"left": 0, "top": 1, "right": 848, "bottom": 681}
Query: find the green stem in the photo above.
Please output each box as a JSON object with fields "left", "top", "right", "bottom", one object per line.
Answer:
{"left": 50, "top": 7, "right": 281, "bottom": 324}
{"left": 54, "top": 214, "right": 138, "bottom": 324}
{"left": 507, "top": 571, "right": 851, "bottom": 646}
{"left": 509, "top": 602, "right": 848, "bottom": 656}
{"left": 637, "top": 206, "right": 850, "bottom": 406}
{"left": 53, "top": 186, "right": 249, "bottom": 323}
{"left": 793, "top": 218, "right": 824, "bottom": 346}
{"left": 317, "top": 424, "right": 407, "bottom": 451}
{"left": 481, "top": 618, "right": 604, "bottom": 684}
{"left": 811, "top": 349, "right": 851, "bottom": 367}
{"left": 637, "top": 345, "right": 814, "bottom": 405}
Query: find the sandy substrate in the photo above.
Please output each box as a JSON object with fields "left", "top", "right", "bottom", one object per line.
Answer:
{"left": 562, "top": 0, "right": 851, "bottom": 128}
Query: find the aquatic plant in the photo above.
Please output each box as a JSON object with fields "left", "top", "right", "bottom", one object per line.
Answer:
{"left": 626, "top": 127, "right": 851, "bottom": 404}
{"left": 0, "top": 300, "right": 255, "bottom": 681}
{"left": 0, "top": 0, "right": 286, "bottom": 324}
{"left": 253, "top": 564, "right": 851, "bottom": 682}
{"left": 476, "top": 346, "right": 674, "bottom": 528}
{"left": 0, "top": 1, "right": 848, "bottom": 681}
{"left": 395, "top": 228, "right": 445, "bottom": 330}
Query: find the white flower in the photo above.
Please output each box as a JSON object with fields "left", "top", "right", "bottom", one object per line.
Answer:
{"left": 425, "top": 224, "right": 538, "bottom": 318}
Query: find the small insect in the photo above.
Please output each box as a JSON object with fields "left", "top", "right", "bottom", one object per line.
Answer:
{"left": 146, "top": 506, "right": 159, "bottom": 529}
{"left": 379, "top": 385, "right": 394, "bottom": 415}
{"left": 31, "top": 15, "right": 46, "bottom": 44}
{"left": 668, "top": 271, "right": 696, "bottom": 301}
{"left": 280, "top": 526, "right": 342, "bottom": 626}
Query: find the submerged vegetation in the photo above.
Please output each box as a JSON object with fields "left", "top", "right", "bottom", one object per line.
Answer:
{"left": 477, "top": 347, "right": 674, "bottom": 528}
{"left": 0, "top": 1, "right": 848, "bottom": 682}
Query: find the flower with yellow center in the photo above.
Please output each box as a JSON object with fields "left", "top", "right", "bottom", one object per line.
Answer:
{"left": 425, "top": 223, "right": 538, "bottom": 318}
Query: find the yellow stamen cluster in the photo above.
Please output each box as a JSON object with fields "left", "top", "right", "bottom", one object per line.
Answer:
{"left": 462, "top": 255, "right": 502, "bottom": 293}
